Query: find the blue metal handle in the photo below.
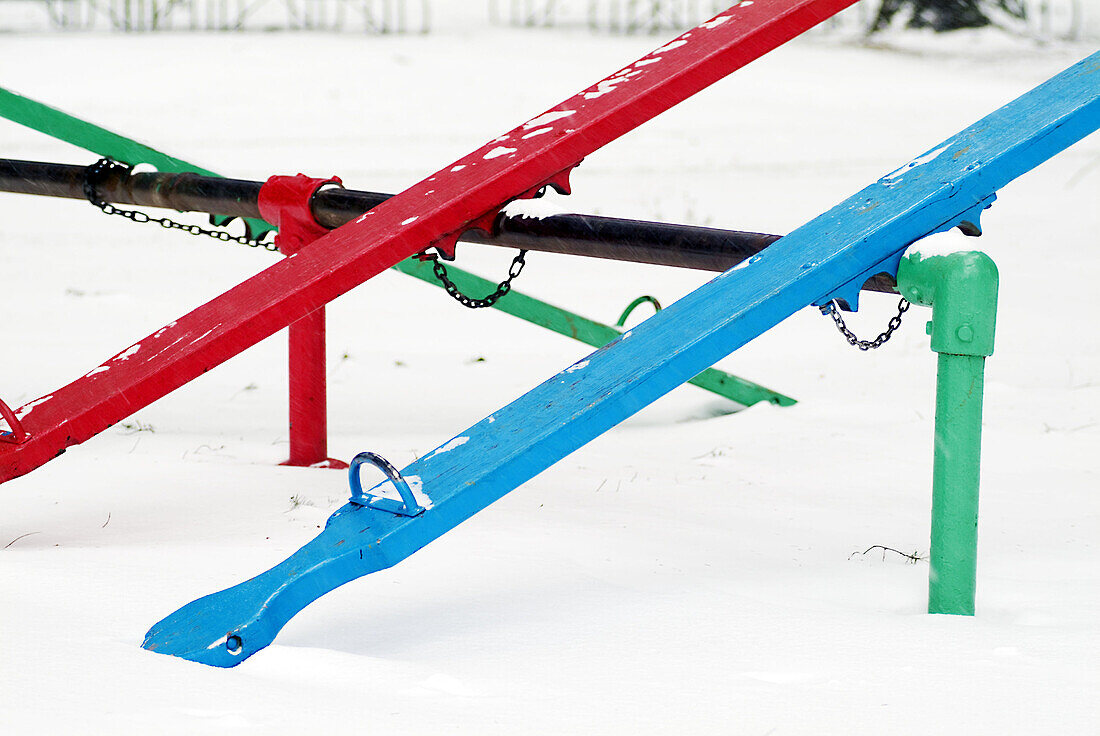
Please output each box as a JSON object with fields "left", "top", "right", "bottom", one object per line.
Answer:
{"left": 348, "top": 451, "right": 424, "bottom": 517}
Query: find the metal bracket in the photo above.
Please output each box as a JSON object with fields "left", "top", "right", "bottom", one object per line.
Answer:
{"left": 257, "top": 173, "right": 343, "bottom": 255}
{"left": 348, "top": 451, "right": 425, "bottom": 517}
{"left": 928, "top": 193, "right": 997, "bottom": 239}
{"left": 813, "top": 193, "right": 997, "bottom": 312}
{"left": 813, "top": 249, "right": 908, "bottom": 312}
{"left": 418, "top": 162, "right": 580, "bottom": 261}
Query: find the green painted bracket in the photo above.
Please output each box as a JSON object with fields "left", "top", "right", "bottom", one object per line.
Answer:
{"left": 0, "top": 87, "right": 274, "bottom": 239}
{"left": 394, "top": 258, "right": 796, "bottom": 407}
{"left": 896, "top": 249, "right": 999, "bottom": 616}
{"left": 0, "top": 85, "right": 794, "bottom": 408}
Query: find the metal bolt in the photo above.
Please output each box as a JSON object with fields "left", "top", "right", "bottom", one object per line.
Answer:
{"left": 956, "top": 324, "right": 974, "bottom": 342}
{"left": 926, "top": 320, "right": 934, "bottom": 336}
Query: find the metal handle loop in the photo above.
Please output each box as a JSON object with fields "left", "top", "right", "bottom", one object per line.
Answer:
{"left": 0, "top": 396, "right": 28, "bottom": 444}
{"left": 348, "top": 451, "right": 424, "bottom": 517}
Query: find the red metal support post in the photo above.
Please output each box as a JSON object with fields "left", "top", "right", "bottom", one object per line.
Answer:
{"left": 258, "top": 174, "right": 348, "bottom": 469}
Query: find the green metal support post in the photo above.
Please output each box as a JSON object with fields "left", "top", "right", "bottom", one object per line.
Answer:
{"left": 896, "top": 249, "right": 999, "bottom": 616}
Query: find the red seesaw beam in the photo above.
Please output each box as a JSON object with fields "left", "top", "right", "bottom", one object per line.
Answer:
{"left": 0, "top": 0, "right": 855, "bottom": 484}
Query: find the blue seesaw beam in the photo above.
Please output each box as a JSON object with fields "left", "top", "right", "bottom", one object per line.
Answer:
{"left": 144, "top": 53, "right": 1100, "bottom": 667}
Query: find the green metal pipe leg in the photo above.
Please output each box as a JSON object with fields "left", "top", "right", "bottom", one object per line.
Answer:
{"left": 897, "top": 249, "right": 999, "bottom": 616}
{"left": 930, "top": 352, "right": 985, "bottom": 615}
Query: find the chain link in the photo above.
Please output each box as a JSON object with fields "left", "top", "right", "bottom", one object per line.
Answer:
{"left": 427, "top": 250, "right": 528, "bottom": 309}
{"left": 83, "top": 158, "right": 278, "bottom": 251}
{"left": 820, "top": 297, "right": 910, "bottom": 350}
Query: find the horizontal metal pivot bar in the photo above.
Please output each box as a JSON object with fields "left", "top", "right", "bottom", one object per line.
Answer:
{"left": 0, "top": 157, "right": 897, "bottom": 292}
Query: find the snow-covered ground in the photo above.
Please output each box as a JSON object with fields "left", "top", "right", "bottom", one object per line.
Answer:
{"left": 1, "top": 19, "right": 1097, "bottom": 735}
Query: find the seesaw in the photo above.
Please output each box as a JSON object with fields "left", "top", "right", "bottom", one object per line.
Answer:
{"left": 139, "top": 44, "right": 1096, "bottom": 662}
{"left": 1, "top": 1, "right": 1094, "bottom": 666}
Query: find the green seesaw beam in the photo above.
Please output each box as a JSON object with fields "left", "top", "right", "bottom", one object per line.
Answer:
{"left": 0, "top": 85, "right": 793, "bottom": 408}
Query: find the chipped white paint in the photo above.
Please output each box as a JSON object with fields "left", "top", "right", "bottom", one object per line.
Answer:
{"left": 484, "top": 146, "right": 518, "bottom": 160}
{"left": 522, "top": 127, "right": 553, "bottom": 140}
{"left": 205, "top": 635, "right": 228, "bottom": 651}
{"left": 451, "top": 164, "right": 467, "bottom": 172}
{"left": 880, "top": 143, "right": 951, "bottom": 185}
{"left": 14, "top": 395, "right": 52, "bottom": 420}
{"left": 402, "top": 475, "right": 434, "bottom": 511}
{"left": 427, "top": 436, "right": 470, "bottom": 458}
{"left": 191, "top": 328, "right": 216, "bottom": 345}
{"left": 84, "top": 366, "right": 110, "bottom": 378}
{"left": 363, "top": 473, "right": 432, "bottom": 513}
{"left": 114, "top": 343, "right": 142, "bottom": 361}
{"left": 565, "top": 360, "right": 589, "bottom": 374}
{"left": 152, "top": 322, "right": 177, "bottom": 339}
{"left": 654, "top": 39, "right": 688, "bottom": 54}
{"left": 155, "top": 335, "right": 187, "bottom": 358}
{"left": 487, "top": 415, "right": 496, "bottom": 423}
{"left": 635, "top": 57, "right": 662, "bottom": 67}
{"left": 700, "top": 15, "right": 731, "bottom": 29}
{"left": 401, "top": 216, "right": 419, "bottom": 225}
{"left": 731, "top": 254, "right": 762, "bottom": 272}
{"left": 522, "top": 110, "right": 575, "bottom": 129}
{"left": 583, "top": 69, "right": 644, "bottom": 100}
{"left": 584, "top": 80, "right": 621, "bottom": 100}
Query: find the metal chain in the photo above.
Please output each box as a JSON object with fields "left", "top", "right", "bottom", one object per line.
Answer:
{"left": 83, "top": 158, "right": 278, "bottom": 252}
{"left": 428, "top": 250, "right": 528, "bottom": 309}
{"left": 84, "top": 156, "right": 528, "bottom": 304}
{"left": 820, "top": 298, "right": 910, "bottom": 350}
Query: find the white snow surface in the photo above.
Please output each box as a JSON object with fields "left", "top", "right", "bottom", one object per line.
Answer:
{"left": 1, "top": 25, "right": 1098, "bottom": 736}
